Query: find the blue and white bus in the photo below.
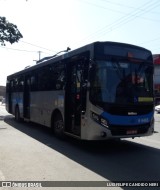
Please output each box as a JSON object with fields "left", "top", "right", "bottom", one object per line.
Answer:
{"left": 6, "top": 41, "right": 154, "bottom": 140}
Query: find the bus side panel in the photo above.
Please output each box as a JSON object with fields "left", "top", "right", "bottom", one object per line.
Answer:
{"left": 8, "top": 92, "right": 24, "bottom": 118}
{"left": 30, "top": 91, "right": 65, "bottom": 127}
{"left": 18, "top": 92, "right": 23, "bottom": 118}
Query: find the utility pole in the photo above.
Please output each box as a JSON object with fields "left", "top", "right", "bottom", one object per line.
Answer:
{"left": 33, "top": 51, "right": 42, "bottom": 64}
{"left": 38, "top": 51, "right": 42, "bottom": 60}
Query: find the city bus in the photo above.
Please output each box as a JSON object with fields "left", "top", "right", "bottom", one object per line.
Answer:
{"left": 6, "top": 41, "right": 154, "bottom": 140}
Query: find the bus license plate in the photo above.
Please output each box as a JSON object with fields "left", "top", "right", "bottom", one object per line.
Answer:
{"left": 126, "top": 130, "right": 137, "bottom": 135}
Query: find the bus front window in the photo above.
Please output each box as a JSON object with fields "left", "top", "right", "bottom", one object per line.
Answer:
{"left": 90, "top": 60, "right": 153, "bottom": 105}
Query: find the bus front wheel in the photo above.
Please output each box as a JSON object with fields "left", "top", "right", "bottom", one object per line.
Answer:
{"left": 53, "top": 113, "right": 64, "bottom": 138}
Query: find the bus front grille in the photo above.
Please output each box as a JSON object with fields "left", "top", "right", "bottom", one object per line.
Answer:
{"left": 109, "top": 123, "right": 150, "bottom": 136}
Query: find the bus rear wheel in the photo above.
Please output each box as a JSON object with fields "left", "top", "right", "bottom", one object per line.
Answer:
{"left": 53, "top": 113, "right": 64, "bottom": 138}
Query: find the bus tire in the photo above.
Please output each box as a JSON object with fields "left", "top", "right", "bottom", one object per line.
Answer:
{"left": 15, "top": 106, "right": 20, "bottom": 122}
{"left": 53, "top": 113, "right": 64, "bottom": 138}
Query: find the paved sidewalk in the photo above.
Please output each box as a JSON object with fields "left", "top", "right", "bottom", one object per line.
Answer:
{"left": 0, "top": 103, "right": 10, "bottom": 119}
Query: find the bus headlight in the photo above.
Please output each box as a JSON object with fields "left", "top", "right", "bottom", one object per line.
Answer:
{"left": 91, "top": 111, "right": 109, "bottom": 128}
{"left": 100, "top": 118, "right": 108, "bottom": 128}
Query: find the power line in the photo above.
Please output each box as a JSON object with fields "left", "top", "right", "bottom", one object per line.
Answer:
{"left": 77, "top": 0, "right": 160, "bottom": 21}
{"left": 73, "top": 0, "right": 160, "bottom": 47}
{"left": 95, "top": 0, "right": 160, "bottom": 39}
{"left": 20, "top": 40, "right": 57, "bottom": 53}
{"left": 77, "top": 0, "right": 127, "bottom": 14}
{"left": 99, "top": 0, "right": 160, "bottom": 15}
{"left": 0, "top": 46, "right": 38, "bottom": 53}
{"left": 77, "top": 0, "right": 160, "bottom": 43}
{"left": 0, "top": 45, "right": 53, "bottom": 57}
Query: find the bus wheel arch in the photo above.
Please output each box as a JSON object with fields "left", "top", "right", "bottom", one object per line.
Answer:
{"left": 51, "top": 109, "right": 64, "bottom": 138}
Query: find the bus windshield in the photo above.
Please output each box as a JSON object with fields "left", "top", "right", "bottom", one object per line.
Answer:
{"left": 90, "top": 60, "right": 153, "bottom": 105}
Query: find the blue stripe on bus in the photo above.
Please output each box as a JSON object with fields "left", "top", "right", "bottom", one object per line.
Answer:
{"left": 101, "top": 111, "right": 153, "bottom": 126}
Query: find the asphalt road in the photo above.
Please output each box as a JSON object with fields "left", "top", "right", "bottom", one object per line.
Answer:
{"left": 0, "top": 104, "right": 160, "bottom": 190}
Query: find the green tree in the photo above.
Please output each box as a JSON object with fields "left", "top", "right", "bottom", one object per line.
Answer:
{"left": 0, "top": 17, "right": 23, "bottom": 46}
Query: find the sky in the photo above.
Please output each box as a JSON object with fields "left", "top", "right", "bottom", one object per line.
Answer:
{"left": 0, "top": 0, "right": 160, "bottom": 86}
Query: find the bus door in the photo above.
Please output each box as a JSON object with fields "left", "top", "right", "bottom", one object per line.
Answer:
{"left": 65, "top": 57, "right": 88, "bottom": 136}
{"left": 23, "top": 76, "right": 30, "bottom": 119}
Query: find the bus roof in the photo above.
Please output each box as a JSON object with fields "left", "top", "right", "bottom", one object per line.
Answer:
{"left": 7, "top": 41, "right": 152, "bottom": 79}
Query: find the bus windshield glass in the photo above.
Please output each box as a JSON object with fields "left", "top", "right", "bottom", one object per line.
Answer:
{"left": 90, "top": 60, "right": 153, "bottom": 105}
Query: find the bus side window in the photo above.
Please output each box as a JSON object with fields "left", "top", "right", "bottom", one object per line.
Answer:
{"left": 18, "top": 76, "right": 24, "bottom": 92}
{"left": 31, "top": 75, "right": 37, "bottom": 91}
{"left": 6, "top": 79, "right": 10, "bottom": 93}
{"left": 37, "top": 68, "right": 49, "bottom": 91}
{"left": 51, "top": 63, "right": 65, "bottom": 90}
{"left": 56, "top": 70, "right": 65, "bottom": 90}
{"left": 10, "top": 80, "right": 14, "bottom": 92}
{"left": 13, "top": 78, "right": 18, "bottom": 92}
{"left": 35, "top": 63, "right": 65, "bottom": 91}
